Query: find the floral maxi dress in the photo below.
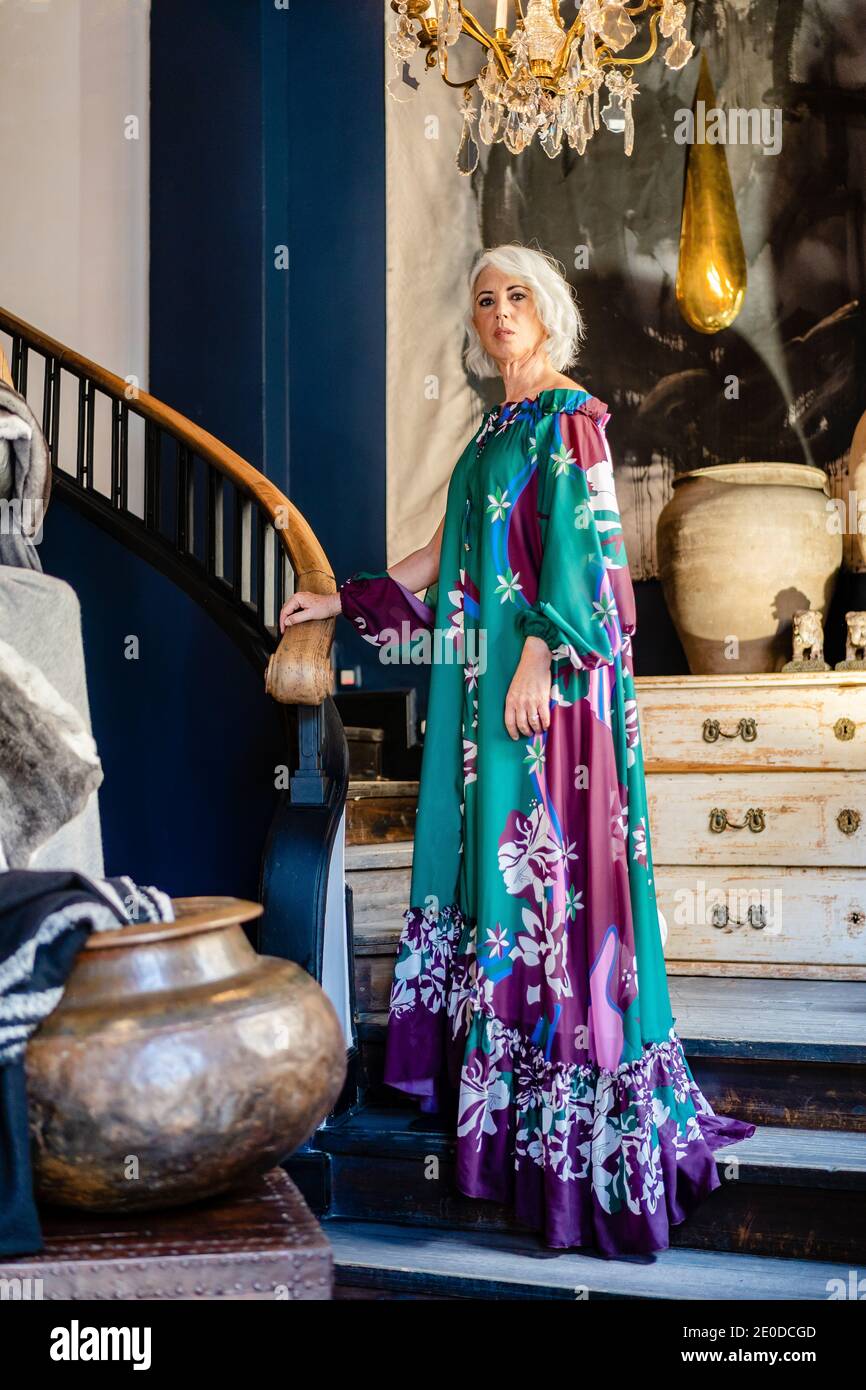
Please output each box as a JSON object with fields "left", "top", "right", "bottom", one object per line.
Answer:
{"left": 339, "top": 386, "right": 755, "bottom": 1258}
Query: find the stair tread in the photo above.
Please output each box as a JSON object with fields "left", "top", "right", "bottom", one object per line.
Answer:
{"left": 325, "top": 1217, "right": 853, "bottom": 1300}
{"left": 352, "top": 911, "right": 407, "bottom": 932}
{"left": 668, "top": 976, "right": 866, "bottom": 1050}
{"left": 352, "top": 925, "right": 406, "bottom": 954}
{"left": 348, "top": 780, "right": 419, "bottom": 798}
{"left": 316, "top": 1106, "right": 866, "bottom": 1183}
{"left": 345, "top": 842, "right": 414, "bottom": 870}
{"left": 356, "top": 976, "right": 866, "bottom": 1060}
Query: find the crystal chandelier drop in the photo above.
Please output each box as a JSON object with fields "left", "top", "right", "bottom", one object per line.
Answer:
{"left": 387, "top": 1, "right": 696, "bottom": 173}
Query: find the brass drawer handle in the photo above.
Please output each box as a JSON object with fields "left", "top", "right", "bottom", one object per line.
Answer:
{"left": 711, "top": 903, "right": 767, "bottom": 930}
{"left": 703, "top": 717, "right": 757, "bottom": 743}
{"left": 709, "top": 807, "right": 766, "bottom": 833}
{"left": 835, "top": 717, "right": 856, "bottom": 741}
{"left": 838, "top": 808, "right": 861, "bottom": 836}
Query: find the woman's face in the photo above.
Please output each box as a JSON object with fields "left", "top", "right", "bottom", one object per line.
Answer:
{"left": 472, "top": 266, "right": 545, "bottom": 369}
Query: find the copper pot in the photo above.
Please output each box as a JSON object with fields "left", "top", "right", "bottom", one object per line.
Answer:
{"left": 25, "top": 897, "right": 346, "bottom": 1212}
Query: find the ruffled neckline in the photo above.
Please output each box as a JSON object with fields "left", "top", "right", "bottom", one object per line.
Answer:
{"left": 488, "top": 386, "right": 609, "bottom": 422}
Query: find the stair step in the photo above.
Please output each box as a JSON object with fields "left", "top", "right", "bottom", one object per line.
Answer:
{"left": 347, "top": 868, "right": 412, "bottom": 920}
{"left": 348, "top": 779, "right": 419, "bottom": 798}
{"left": 311, "top": 1106, "right": 866, "bottom": 1263}
{"left": 326, "top": 1218, "right": 855, "bottom": 1301}
{"left": 357, "top": 976, "right": 866, "bottom": 1063}
{"left": 346, "top": 841, "right": 414, "bottom": 870}
{"left": 317, "top": 1106, "right": 866, "bottom": 1184}
{"left": 354, "top": 975, "right": 866, "bottom": 1132}
{"left": 667, "top": 977, "right": 866, "bottom": 1061}
{"left": 353, "top": 919, "right": 407, "bottom": 952}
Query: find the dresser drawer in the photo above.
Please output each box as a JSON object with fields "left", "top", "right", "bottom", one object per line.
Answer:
{"left": 646, "top": 771, "right": 866, "bottom": 867}
{"left": 655, "top": 866, "right": 866, "bottom": 974}
{"left": 635, "top": 672, "right": 866, "bottom": 771}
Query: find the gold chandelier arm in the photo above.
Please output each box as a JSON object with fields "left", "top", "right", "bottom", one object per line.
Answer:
{"left": 458, "top": 6, "right": 513, "bottom": 76}
{"left": 599, "top": 9, "right": 661, "bottom": 67}
{"left": 433, "top": 18, "right": 487, "bottom": 89}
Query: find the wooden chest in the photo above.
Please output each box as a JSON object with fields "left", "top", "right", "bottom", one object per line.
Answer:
{"left": 635, "top": 672, "right": 866, "bottom": 980}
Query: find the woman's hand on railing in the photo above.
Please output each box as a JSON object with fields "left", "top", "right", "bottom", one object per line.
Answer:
{"left": 279, "top": 589, "right": 342, "bottom": 633}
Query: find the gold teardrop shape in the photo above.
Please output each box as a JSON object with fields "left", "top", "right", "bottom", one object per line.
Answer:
{"left": 675, "top": 52, "right": 747, "bottom": 334}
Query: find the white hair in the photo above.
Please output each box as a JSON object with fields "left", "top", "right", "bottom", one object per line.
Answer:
{"left": 463, "top": 243, "right": 586, "bottom": 380}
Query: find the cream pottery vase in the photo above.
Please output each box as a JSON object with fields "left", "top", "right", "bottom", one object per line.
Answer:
{"left": 657, "top": 462, "right": 842, "bottom": 674}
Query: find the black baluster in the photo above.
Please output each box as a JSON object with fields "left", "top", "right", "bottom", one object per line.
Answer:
{"left": 176, "top": 443, "right": 191, "bottom": 554}
{"left": 274, "top": 531, "right": 286, "bottom": 635}
{"left": 143, "top": 420, "right": 156, "bottom": 529}
{"left": 110, "top": 398, "right": 121, "bottom": 504}
{"left": 256, "top": 515, "right": 266, "bottom": 625}
{"left": 85, "top": 383, "right": 95, "bottom": 489}
{"left": 205, "top": 466, "right": 217, "bottom": 578}
{"left": 232, "top": 487, "right": 245, "bottom": 601}
{"left": 11, "top": 337, "right": 27, "bottom": 395}
{"left": 76, "top": 377, "right": 88, "bottom": 485}
{"left": 118, "top": 401, "right": 129, "bottom": 511}
{"left": 42, "top": 356, "right": 60, "bottom": 467}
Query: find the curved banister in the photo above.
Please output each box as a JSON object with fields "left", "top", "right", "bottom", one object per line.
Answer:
{"left": 0, "top": 301, "right": 353, "bottom": 1084}
{"left": 0, "top": 305, "right": 334, "bottom": 705}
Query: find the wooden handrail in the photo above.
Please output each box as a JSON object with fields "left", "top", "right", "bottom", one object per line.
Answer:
{"left": 0, "top": 305, "right": 334, "bottom": 705}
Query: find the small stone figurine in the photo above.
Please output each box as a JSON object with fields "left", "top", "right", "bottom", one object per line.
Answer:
{"left": 782, "top": 609, "right": 831, "bottom": 672}
{"left": 835, "top": 611, "right": 866, "bottom": 671}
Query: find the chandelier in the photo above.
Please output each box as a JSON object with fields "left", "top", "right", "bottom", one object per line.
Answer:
{"left": 387, "top": 1, "right": 696, "bottom": 172}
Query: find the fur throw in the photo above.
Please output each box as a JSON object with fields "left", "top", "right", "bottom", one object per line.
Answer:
{"left": 0, "top": 634, "right": 103, "bottom": 870}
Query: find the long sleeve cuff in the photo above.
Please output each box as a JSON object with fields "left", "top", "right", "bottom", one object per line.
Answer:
{"left": 339, "top": 570, "right": 434, "bottom": 648}
{"left": 516, "top": 597, "right": 620, "bottom": 670}
{"left": 515, "top": 607, "right": 563, "bottom": 652}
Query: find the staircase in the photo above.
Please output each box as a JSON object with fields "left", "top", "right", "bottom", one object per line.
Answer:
{"left": 0, "top": 304, "right": 348, "bottom": 981}
{"left": 294, "top": 694, "right": 866, "bottom": 1300}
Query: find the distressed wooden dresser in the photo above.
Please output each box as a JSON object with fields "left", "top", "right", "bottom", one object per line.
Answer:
{"left": 635, "top": 672, "right": 866, "bottom": 981}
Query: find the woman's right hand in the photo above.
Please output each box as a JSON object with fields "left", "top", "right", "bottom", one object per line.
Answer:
{"left": 279, "top": 590, "right": 342, "bottom": 634}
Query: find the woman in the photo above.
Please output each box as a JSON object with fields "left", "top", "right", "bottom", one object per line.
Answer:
{"left": 280, "top": 244, "right": 755, "bottom": 1258}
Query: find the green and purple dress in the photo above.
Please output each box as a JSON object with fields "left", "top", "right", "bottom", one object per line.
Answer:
{"left": 340, "top": 387, "right": 755, "bottom": 1257}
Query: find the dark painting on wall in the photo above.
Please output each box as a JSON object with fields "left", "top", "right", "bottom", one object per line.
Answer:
{"left": 474, "top": 0, "right": 866, "bottom": 482}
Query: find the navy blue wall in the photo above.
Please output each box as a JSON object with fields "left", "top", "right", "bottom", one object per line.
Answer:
{"left": 149, "top": 0, "right": 264, "bottom": 465}
{"left": 150, "top": 0, "right": 390, "bottom": 690}
{"left": 40, "top": 502, "right": 283, "bottom": 896}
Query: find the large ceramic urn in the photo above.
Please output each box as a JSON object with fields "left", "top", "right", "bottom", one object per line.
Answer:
{"left": 657, "top": 462, "right": 842, "bottom": 674}
{"left": 25, "top": 897, "right": 347, "bottom": 1212}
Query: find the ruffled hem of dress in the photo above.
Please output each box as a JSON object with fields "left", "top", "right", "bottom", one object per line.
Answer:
{"left": 382, "top": 900, "right": 757, "bottom": 1259}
